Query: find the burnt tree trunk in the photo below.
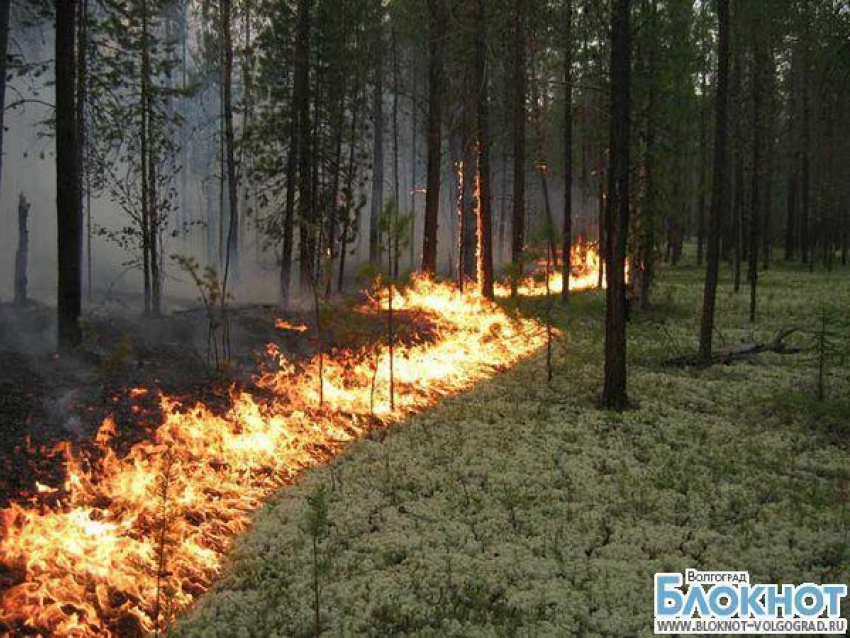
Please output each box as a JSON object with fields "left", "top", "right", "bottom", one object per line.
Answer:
{"left": 421, "top": 0, "right": 446, "bottom": 276}
{"left": 602, "top": 0, "right": 631, "bottom": 411}
{"left": 474, "top": 0, "right": 494, "bottom": 299}
{"left": 698, "top": 0, "right": 729, "bottom": 363}
{"left": 56, "top": 0, "right": 82, "bottom": 350}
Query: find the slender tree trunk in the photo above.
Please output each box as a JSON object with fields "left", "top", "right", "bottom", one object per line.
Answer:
{"left": 510, "top": 0, "right": 527, "bottom": 297}
{"left": 281, "top": 110, "right": 298, "bottom": 305}
{"left": 637, "top": 0, "right": 658, "bottom": 311}
{"left": 14, "top": 194, "right": 29, "bottom": 306}
{"left": 325, "top": 88, "right": 346, "bottom": 298}
{"left": 421, "top": 0, "right": 446, "bottom": 276}
{"left": 56, "top": 0, "right": 82, "bottom": 350}
{"left": 295, "top": 0, "right": 313, "bottom": 291}
{"left": 732, "top": 20, "right": 744, "bottom": 293}
{"left": 474, "top": 0, "right": 494, "bottom": 299}
{"left": 77, "top": 0, "right": 89, "bottom": 299}
{"left": 597, "top": 167, "right": 605, "bottom": 289}
{"left": 0, "top": 0, "right": 10, "bottom": 248}
{"left": 409, "top": 65, "right": 418, "bottom": 270}
{"left": 602, "top": 0, "right": 631, "bottom": 411}
{"left": 800, "top": 2, "right": 811, "bottom": 265}
{"left": 458, "top": 135, "right": 475, "bottom": 285}
{"left": 784, "top": 169, "right": 797, "bottom": 261}
{"left": 748, "top": 25, "right": 766, "bottom": 323}
{"left": 140, "top": 0, "right": 152, "bottom": 315}
{"left": 370, "top": 7, "right": 385, "bottom": 266}
{"left": 697, "top": 69, "right": 708, "bottom": 267}
{"left": 337, "top": 107, "right": 358, "bottom": 293}
{"left": 698, "top": 0, "right": 729, "bottom": 363}
{"left": 222, "top": 0, "right": 239, "bottom": 282}
{"left": 391, "top": 27, "right": 401, "bottom": 280}
{"left": 561, "top": 0, "right": 573, "bottom": 303}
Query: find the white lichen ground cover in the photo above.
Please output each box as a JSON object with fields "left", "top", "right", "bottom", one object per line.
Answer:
{"left": 174, "top": 264, "right": 849, "bottom": 637}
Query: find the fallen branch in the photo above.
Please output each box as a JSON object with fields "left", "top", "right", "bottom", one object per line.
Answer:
{"left": 666, "top": 327, "right": 803, "bottom": 367}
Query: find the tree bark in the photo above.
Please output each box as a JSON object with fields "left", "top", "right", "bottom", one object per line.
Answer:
{"left": 421, "top": 0, "right": 446, "bottom": 276}
{"left": 602, "top": 0, "right": 632, "bottom": 411}
{"left": 510, "top": 0, "right": 527, "bottom": 297}
{"left": 295, "top": 0, "right": 313, "bottom": 291}
{"left": 0, "top": 0, "right": 10, "bottom": 255}
{"left": 14, "top": 194, "right": 29, "bottom": 306}
{"left": 698, "top": 0, "right": 730, "bottom": 363}
{"left": 222, "top": 0, "right": 239, "bottom": 281}
{"left": 56, "top": 0, "right": 82, "bottom": 350}
{"left": 474, "top": 0, "right": 494, "bottom": 299}
{"left": 697, "top": 67, "right": 708, "bottom": 267}
{"left": 561, "top": 0, "right": 573, "bottom": 304}
{"left": 369, "top": 6, "right": 385, "bottom": 266}
{"left": 748, "top": 23, "right": 766, "bottom": 323}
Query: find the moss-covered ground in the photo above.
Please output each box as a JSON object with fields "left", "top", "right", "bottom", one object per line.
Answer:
{"left": 174, "top": 262, "right": 849, "bottom": 637}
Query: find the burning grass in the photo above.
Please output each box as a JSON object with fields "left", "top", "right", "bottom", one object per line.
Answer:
{"left": 0, "top": 274, "right": 559, "bottom": 637}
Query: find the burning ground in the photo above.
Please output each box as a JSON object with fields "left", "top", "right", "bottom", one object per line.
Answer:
{"left": 0, "top": 274, "right": 555, "bottom": 636}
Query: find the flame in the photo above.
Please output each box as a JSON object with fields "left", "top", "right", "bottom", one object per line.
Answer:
{"left": 0, "top": 275, "right": 557, "bottom": 636}
{"left": 494, "top": 240, "right": 608, "bottom": 297}
{"left": 274, "top": 319, "right": 310, "bottom": 333}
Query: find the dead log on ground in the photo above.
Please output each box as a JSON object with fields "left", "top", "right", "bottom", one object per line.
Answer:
{"left": 666, "top": 327, "right": 802, "bottom": 367}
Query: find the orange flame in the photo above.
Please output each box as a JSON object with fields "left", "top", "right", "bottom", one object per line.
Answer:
{"left": 0, "top": 275, "right": 554, "bottom": 636}
{"left": 274, "top": 319, "right": 310, "bottom": 333}
{"left": 494, "top": 240, "right": 611, "bottom": 297}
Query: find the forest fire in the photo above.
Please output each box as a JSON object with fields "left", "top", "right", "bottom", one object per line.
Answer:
{"left": 494, "top": 240, "right": 606, "bottom": 297}
{"left": 0, "top": 276, "right": 550, "bottom": 637}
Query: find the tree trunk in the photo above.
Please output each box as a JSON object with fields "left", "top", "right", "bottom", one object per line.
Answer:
{"left": 602, "top": 0, "right": 631, "bottom": 411}
{"left": 369, "top": 8, "right": 385, "bottom": 266}
{"left": 56, "top": 0, "right": 82, "bottom": 350}
{"left": 140, "top": 0, "right": 152, "bottom": 315}
{"left": 295, "top": 0, "right": 313, "bottom": 292}
{"left": 784, "top": 170, "right": 797, "bottom": 261}
{"left": 636, "top": 0, "right": 658, "bottom": 311}
{"left": 14, "top": 193, "right": 29, "bottom": 306}
{"left": 409, "top": 65, "right": 418, "bottom": 270}
{"left": 338, "top": 84, "right": 361, "bottom": 293}
{"left": 732, "top": 18, "right": 744, "bottom": 293}
{"left": 748, "top": 24, "right": 766, "bottom": 323}
{"left": 510, "top": 0, "right": 527, "bottom": 297}
{"left": 474, "top": 0, "right": 494, "bottom": 299}
{"left": 421, "top": 0, "right": 446, "bottom": 276}
{"left": 698, "top": 0, "right": 729, "bottom": 363}
{"left": 222, "top": 0, "right": 239, "bottom": 282}
{"left": 697, "top": 69, "right": 708, "bottom": 267}
{"left": 76, "top": 0, "right": 89, "bottom": 299}
{"left": 0, "top": 0, "right": 10, "bottom": 257}
{"left": 561, "top": 0, "right": 573, "bottom": 304}
{"left": 799, "top": 2, "right": 811, "bottom": 265}
{"left": 281, "top": 109, "right": 298, "bottom": 305}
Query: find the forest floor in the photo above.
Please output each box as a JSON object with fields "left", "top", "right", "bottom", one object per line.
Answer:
{"left": 172, "top": 262, "right": 849, "bottom": 637}
{"left": 0, "top": 292, "right": 435, "bottom": 506}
